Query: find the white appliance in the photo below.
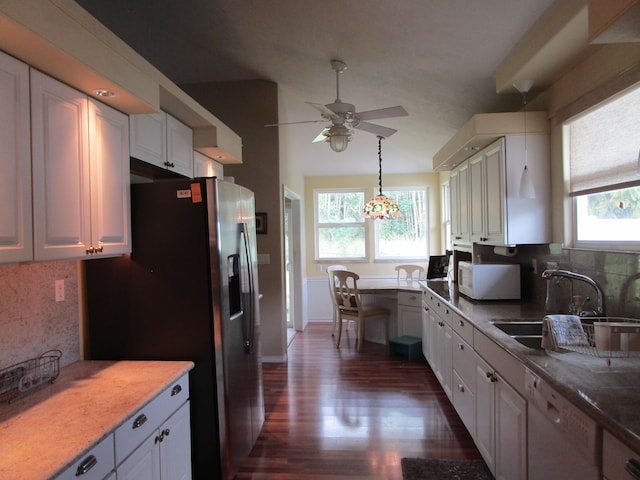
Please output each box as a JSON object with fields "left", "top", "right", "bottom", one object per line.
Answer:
{"left": 525, "top": 369, "right": 600, "bottom": 480}
{"left": 457, "top": 261, "right": 520, "bottom": 300}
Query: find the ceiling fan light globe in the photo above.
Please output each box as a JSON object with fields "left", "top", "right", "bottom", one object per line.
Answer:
{"left": 329, "top": 134, "right": 349, "bottom": 152}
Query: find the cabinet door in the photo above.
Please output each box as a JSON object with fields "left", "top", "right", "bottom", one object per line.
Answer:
{"left": 166, "top": 114, "right": 193, "bottom": 178}
{"left": 435, "top": 319, "right": 453, "bottom": 399}
{"left": 130, "top": 113, "right": 166, "bottom": 168}
{"left": 88, "top": 99, "right": 131, "bottom": 256}
{"left": 0, "top": 52, "right": 32, "bottom": 264}
{"left": 31, "top": 69, "right": 91, "bottom": 261}
{"left": 421, "top": 302, "right": 431, "bottom": 362}
{"left": 469, "top": 153, "right": 485, "bottom": 243}
{"left": 483, "top": 141, "right": 506, "bottom": 245}
{"left": 495, "top": 375, "right": 526, "bottom": 480}
{"left": 117, "top": 433, "right": 160, "bottom": 480}
{"left": 450, "top": 162, "right": 470, "bottom": 245}
{"left": 159, "top": 402, "right": 192, "bottom": 480}
{"left": 475, "top": 356, "right": 496, "bottom": 475}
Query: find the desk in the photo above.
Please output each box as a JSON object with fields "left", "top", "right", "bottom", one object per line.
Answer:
{"left": 349, "top": 278, "right": 424, "bottom": 341}
{"left": 355, "top": 278, "right": 422, "bottom": 294}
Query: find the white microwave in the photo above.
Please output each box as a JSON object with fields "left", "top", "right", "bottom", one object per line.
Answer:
{"left": 457, "top": 261, "right": 521, "bottom": 300}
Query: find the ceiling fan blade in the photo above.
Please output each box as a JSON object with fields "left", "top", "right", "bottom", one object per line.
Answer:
{"left": 312, "top": 128, "right": 328, "bottom": 143}
{"left": 264, "top": 119, "right": 327, "bottom": 127}
{"left": 356, "top": 106, "right": 408, "bottom": 121}
{"left": 305, "top": 101, "right": 336, "bottom": 117}
{"left": 354, "top": 122, "right": 398, "bottom": 138}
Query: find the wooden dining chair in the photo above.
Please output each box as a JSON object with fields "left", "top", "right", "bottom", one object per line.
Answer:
{"left": 395, "top": 264, "right": 425, "bottom": 281}
{"left": 327, "top": 265, "right": 349, "bottom": 336}
{"left": 332, "top": 270, "right": 389, "bottom": 351}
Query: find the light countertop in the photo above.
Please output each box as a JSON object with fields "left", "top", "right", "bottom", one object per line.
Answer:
{"left": 0, "top": 360, "right": 193, "bottom": 480}
{"left": 422, "top": 279, "right": 640, "bottom": 455}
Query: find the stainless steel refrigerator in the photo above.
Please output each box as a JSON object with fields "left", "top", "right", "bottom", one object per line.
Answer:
{"left": 85, "top": 177, "right": 264, "bottom": 480}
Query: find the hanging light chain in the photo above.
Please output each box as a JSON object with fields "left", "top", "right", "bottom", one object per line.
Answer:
{"left": 377, "top": 136, "right": 383, "bottom": 196}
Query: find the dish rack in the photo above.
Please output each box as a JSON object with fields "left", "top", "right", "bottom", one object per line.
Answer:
{"left": 544, "top": 316, "right": 640, "bottom": 358}
{"left": 0, "top": 350, "right": 61, "bottom": 403}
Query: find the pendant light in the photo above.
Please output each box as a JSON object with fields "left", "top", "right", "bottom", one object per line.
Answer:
{"left": 513, "top": 79, "right": 536, "bottom": 199}
{"left": 363, "top": 136, "right": 401, "bottom": 219}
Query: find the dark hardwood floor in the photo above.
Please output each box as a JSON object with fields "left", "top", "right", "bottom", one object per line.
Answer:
{"left": 237, "top": 323, "right": 482, "bottom": 479}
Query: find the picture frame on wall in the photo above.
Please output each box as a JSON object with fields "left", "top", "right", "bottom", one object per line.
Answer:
{"left": 256, "top": 212, "right": 267, "bottom": 234}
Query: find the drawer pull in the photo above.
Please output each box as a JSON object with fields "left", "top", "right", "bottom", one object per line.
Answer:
{"left": 75, "top": 455, "right": 97, "bottom": 476}
{"left": 132, "top": 413, "right": 147, "bottom": 429}
{"left": 458, "top": 343, "right": 464, "bottom": 350}
{"left": 626, "top": 458, "right": 640, "bottom": 479}
{"left": 458, "top": 384, "right": 465, "bottom": 393}
{"left": 458, "top": 320, "right": 464, "bottom": 327}
{"left": 445, "top": 309, "right": 450, "bottom": 314}
{"left": 171, "top": 384, "right": 183, "bottom": 396}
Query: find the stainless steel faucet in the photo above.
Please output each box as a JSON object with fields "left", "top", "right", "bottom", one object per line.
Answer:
{"left": 541, "top": 269, "right": 606, "bottom": 316}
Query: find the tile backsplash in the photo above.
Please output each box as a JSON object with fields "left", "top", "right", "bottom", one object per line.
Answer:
{"left": 0, "top": 261, "right": 80, "bottom": 369}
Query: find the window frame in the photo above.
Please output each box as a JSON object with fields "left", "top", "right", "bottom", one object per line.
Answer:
{"left": 314, "top": 188, "right": 368, "bottom": 262}
{"left": 371, "top": 186, "right": 430, "bottom": 262}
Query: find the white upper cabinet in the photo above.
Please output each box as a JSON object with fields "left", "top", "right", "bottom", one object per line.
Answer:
{"left": 87, "top": 98, "right": 131, "bottom": 257}
{"left": 193, "top": 150, "right": 224, "bottom": 178}
{"left": 31, "top": 70, "right": 130, "bottom": 261}
{"left": 130, "top": 112, "right": 194, "bottom": 178}
{"left": 451, "top": 135, "right": 551, "bottom": 247}
{"left": 0, "top": 51, "right": 32, "bottom": 264}
{"left": 130, "top": 112, "right": 166, "bottom": 167}
{"left": 166, "top": 114, "right": 193, "bottom": 178}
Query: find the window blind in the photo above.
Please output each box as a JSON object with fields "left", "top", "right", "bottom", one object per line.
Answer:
{"left": 568, "top": 85, "right": 640, "bottom": 196}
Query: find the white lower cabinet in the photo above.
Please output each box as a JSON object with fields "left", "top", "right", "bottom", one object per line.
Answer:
{"left": 117, "top": 402, "right": 192, "bottom": 480}
{"left": 56, "top": 374, "right": 191, "bottom": 480}
{"left": 603, "top": 429, "right": 640, "bottom": 480}
{"left": 423, "top": 288, "right": 527, "bottom": 480}
{"left": 474, "top": 354, "right": 526, "bottom": 480}
{"left": 397, "top": 291, "right": 422, "bottom": 337}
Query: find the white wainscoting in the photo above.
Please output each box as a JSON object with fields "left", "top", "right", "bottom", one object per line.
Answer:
{"left": 305, "top": 277, "right": 399, "bottom": 344}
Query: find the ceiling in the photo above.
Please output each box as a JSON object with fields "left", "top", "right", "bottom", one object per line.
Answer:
{"left": 76, "top": 0, "right": 559, "bottom": 175}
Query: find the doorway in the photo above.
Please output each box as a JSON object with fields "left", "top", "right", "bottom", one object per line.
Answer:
{"left": 283, "top": 186, "right": 302, "bottom": 344}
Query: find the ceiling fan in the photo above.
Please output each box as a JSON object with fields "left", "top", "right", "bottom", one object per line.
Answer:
{"left": 266, "top": 59, "right": 408, "bottom": 152}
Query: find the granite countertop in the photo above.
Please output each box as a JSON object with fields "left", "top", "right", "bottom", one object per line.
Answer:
{"left": 422, "top": 280, "right": 640, "bottom": 455}
{"left": 0, "top": 360, "right": 194, "bottom": 480}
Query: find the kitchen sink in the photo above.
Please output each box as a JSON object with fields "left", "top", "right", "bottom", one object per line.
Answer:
{"left": 491, "top": 321, "right": 544, "bottom": 350}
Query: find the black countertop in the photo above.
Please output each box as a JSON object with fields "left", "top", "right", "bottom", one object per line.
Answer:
{"left": 422, "top": 279, "right": 640, "bottom": 454}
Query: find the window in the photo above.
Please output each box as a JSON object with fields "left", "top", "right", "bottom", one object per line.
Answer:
{"left": 566, "top": 84, "right": 640, "bottom": 249}
{"left": 315, "top": 189, "right": 366, "bottom": 260}
{"left": 315, "top": 187, "right": 429, "bottom": 261}
{"left": 374, "top": 187, "right": 428, "bottom": 260}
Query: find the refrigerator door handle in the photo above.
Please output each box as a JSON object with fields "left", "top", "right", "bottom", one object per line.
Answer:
{"left": 240, "top": 223, "right": 255, "bottom": 354}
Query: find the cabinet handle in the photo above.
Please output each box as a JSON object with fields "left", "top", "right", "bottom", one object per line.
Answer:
{"left": 96, "top": 245, "right": 103, "bottom": 253}
{"left": 626, "top": 458, "right": 640, "bottom": 479}
{"left": 132, "top": 413, "right": 147, "bottom": 429}
{"left": 155, "top": 428, "right": 172, "bottom": 444}
{"left": 438, "top": 321, "right": 444, "bottom": 327}
{"left": 164, "top": 161, "right": 175, "bottom": 168}
{"left": 458, "top": 343, "right": 464, "bottom": 350}
{"left": 458, "top": 384, "right": 465, "bottom": 393}
{"left": 75, "top": 454, "right": 97, "bottom": 476}
{"left": 486, "top": 372, "right": 498, "bottom": 383}
{"left": 445, "top": 309, "right": 450, "bottom": 314}
{"left": 458, "top": 320, "right": 464, "bottom": 327}
{"left": 171, "top": 384, "right": 183, "bottom": 396}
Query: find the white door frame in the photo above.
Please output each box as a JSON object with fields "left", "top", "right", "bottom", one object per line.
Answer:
{"left": 283, "top": 185, "right": 303, "bottom": 331}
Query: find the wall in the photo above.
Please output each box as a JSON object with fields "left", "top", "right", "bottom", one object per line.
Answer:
{"left": 0, "top": 261, "right": 80, "bottom": 369}
{"left": 304, "top": 173, "right": 442, "bottom": 279}
{"left": 181, "top": 79, "right": 288, "bottom": 362}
